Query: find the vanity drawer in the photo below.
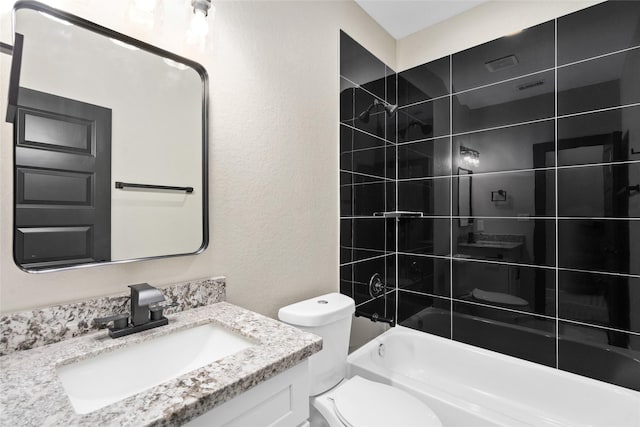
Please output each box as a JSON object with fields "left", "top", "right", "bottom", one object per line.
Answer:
{"left": 184, "top": 360, "right": 309, "bottom": 427}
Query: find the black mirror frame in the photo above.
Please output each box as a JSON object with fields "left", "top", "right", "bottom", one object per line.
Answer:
{"left": 5, "top": 0, "right": 209, "bottom": 273}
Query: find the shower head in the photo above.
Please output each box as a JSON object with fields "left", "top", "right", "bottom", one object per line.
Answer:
{"left": 357, "top": 99, "right": 398, "bottom": 123}
{"left": 358, "top": 106, "right": 373, "bottom": 123}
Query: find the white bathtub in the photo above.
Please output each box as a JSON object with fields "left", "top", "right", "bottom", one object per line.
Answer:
{"left": 347, "top": 325, "right": 640, "bottom": 427}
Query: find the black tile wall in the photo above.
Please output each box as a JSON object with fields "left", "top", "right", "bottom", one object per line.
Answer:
{"left": 398, "top": 136, "right": 451, "bottom": 178}
{"left": 558, "top": 163, "right": 640, "bottom": 218}
{"left": 340, "top": 1, "right": 640, "bottom": 393}
{"left": 557, "top": 105, "right": 640, "bottom": 166}
{"left": 452, "top": 120, "right": 555, "bottom": 173}
{"left": 453, "top": 259, "right": 556, "bottom": 317}
{"left": 353, "top": 255, "right": 394, "bottom": 305}
{"left": 453, "top": 301, "right": 557, "bottom": 367}
{"left": 558, "top": 219, "right": 639, "bottom": 276}
{"left": 397, "top": 254, "right": 450, "bottom": 297}
{"left": 340, "top": 32, "right": 387, "bottom": 99}
{"left": 340, "top": 265, "right": 352, "bottom": 296}
{"left": 398, "top": 218, "right": 451, "bottom": 256}
{"left": 398, "top": 56, "right": 450, "bottom": 105}
{"left": 556, "top": 1, "right": 640, "bottom": 65}
{"left": 340, "top": 31, "right": 396, "bottom": 323}
{"left": 397, "top": 292, "right": 451, "bottom": 338}
{"left": 557, "top": 48, "right": 640, "bottom": 116}
{"left": 358, "top": 291, "right": 397, "bottom": 324}
{"left": 452, "top": 169, "right": 556, "bottom": 217}
{"left": 453, "top": 218, "right": 556, "bottom": 267}
{"left": 558, "top": 269, "right": 640, "bottom": 334}
{"left": 558, "top": 321, "right": 640, "bottom": 391}
{"left": 452, "top": 69, "right": 555, "bottom": 134}
{"left": 398, "top": 97, "right": 450, "bottom": 142}
{"left": 451, "top": 21, "right": 555, "bottom": 93}
{"left": 398, "top": 178, "right": 451, "bottom": 216}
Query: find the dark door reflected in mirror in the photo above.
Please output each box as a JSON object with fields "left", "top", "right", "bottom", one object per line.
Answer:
{"left": 5, "top": 2, "right": 208, "bottom": 271}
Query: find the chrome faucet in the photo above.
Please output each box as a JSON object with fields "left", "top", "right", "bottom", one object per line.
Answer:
{"left": 95, "top": 283, "right": 174, "bottom": 338}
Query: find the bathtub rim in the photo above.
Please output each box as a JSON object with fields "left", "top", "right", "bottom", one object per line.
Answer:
{"left": 347, "top": 324, "right": 640, "bottom": 399}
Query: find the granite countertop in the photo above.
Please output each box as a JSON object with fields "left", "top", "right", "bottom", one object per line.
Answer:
{"left": 0, "top": 302, "right": 322, "bottom": 426}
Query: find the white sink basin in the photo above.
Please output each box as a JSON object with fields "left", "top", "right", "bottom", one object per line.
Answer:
{"left": 57, "top": 323, "right": 254, "bottom": 414}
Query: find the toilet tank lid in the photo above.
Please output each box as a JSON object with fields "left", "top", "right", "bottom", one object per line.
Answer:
{"left": 278, "top": 293, "right": 355, "bottom": 327}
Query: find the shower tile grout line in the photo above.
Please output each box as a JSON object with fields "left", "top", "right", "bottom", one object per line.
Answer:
{"left": 342, "top": 215, "right": 640, "bottom": 220}
{"left": 340, "top": 122, "right": 394, "bottom": 146}
{"left": 393, "top": 160, "right": 640, "bottom": 183}
{"left": 339, "top": 254, "right": 388, "bottom": 268}
{"left": 395, "top": 43, "right": 640, "bottom": 112}
{"left": 449, "top": 53, "right": 454, "bottom": 339}
{"left": 350, "top": 88, "right": 355, "bottom": 300}
{"left": 397, "top": 92, "right": 452, "bottom": 110}
{"left": 384, "top": 64, "right": 389, "bottom": 323}
{"left": 395, "top": 251, "right": 640, "bottom": 278}
{"left": 339, "top": 169, "right": 394, "bottom": 182}
{"left": 557, "top": 43, "right": 640, "bottom": 69}
{"left": 355, "top": 289, "right": 396, "bottom": 310}
{"left": 554, "top": 17, "right": 560, "bottom": 369}
{"left": 393, "top": 64, "right": 400, "bottom": 325}
{"left": 393, "top": 101, "right": 640, "bottom": 146}
{"left": 340, "top": 74, "right": 387, "bottom": 105}
{"left": 396, "top": 288, "right": 640, "bottom": 337}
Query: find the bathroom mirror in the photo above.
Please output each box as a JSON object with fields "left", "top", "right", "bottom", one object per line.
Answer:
{"left": 5, "top": 1, "right": 208, "bottom": 271}
{"left": 457, "top": 167, "right": 473, "bottom": 226}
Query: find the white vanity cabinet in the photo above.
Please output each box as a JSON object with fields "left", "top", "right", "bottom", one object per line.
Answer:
{"left": 184, "top": 360, "right": 309, "bottom": 427}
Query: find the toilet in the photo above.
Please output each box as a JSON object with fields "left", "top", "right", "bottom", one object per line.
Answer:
{"left": 278, "top": 293, "right": 442, "bottom": 427}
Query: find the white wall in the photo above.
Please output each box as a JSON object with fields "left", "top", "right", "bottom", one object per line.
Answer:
{"left": 0, "top": 0, "right": 396, "bottom": 315}
{"left": 396, "top": 0, "right": 605, "bottom": 72}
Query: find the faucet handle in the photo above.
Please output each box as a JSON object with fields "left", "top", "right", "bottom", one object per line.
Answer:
{"left": 94, "top": 313, "right": 129, "bottom": 330}
{"left": 149, "top": 302, "right": 178, "bottom": 321}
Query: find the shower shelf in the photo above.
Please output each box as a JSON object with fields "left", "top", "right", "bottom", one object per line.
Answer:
{"left": 373, "top": 211, "right": 423, "bottom": 218}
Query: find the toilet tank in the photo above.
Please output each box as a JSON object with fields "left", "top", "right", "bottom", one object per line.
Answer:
{"left": 278, "top": 293, "right": 355, "bottom": 396}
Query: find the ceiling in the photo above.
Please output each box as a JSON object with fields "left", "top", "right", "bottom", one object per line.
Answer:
{"left": 355, "top": 0, "right": 489, "bottom": 40}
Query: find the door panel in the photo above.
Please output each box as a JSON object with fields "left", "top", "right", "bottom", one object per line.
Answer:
{"left": 16, "top": 226, "right": 94, "bottom": 268}
{"left": 14, "top": 87, "right": 111, "bottom": 269}
{"left": 17, "top": 167, "right": 92, "bottom": 205}
{"left": 22, "top": 112, "right": 92, "bottom": 153}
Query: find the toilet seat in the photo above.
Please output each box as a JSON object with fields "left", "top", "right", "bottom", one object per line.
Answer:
{"left": 316, "top": 376, "right": 442, "bottom": 427}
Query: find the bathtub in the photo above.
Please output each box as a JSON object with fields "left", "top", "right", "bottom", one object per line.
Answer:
{"left": 347, "top": 324, "right": 640, "bottom": 427}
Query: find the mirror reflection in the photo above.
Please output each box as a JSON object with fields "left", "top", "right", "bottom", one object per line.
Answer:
{"left": 456, "top": 167, "right": 472, "bottom": 225}
{"left": 7, "top": 3, "right": 208, "bottom": 271}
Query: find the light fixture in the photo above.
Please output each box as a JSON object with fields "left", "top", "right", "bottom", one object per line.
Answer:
{"left": 190, "top": 0, "right": 213, "bottom": 36}
{"left": 460, "top": 146, "right": 480, "bottom": 166}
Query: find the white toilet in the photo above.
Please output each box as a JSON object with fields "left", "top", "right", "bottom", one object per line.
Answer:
{"left": 278, "top": 293, "right": 442, "bottom": 427}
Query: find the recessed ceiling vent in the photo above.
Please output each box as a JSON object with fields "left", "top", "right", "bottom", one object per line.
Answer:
{"left": 485, "top": 54, "right": 519, "bottom": 72}
{"left": 517, "top": 80, "right": 545, "bottom": 91}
